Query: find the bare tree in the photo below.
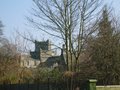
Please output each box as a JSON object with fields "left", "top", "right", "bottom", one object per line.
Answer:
{"left": 28, "top": 0, "right": 103, "bottom": 71}
{"left": 0, "top": 20, "right": 3, "bottom": 36}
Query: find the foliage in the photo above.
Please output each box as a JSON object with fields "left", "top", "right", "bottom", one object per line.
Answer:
{"left": 79, "top": 8, "right": 120, "bottom": 85}
{"left": 33, "top": 68, "right": 63, "bottom": 83}
{"left": 0, "top": 73, "right": 19, "bottom": 84}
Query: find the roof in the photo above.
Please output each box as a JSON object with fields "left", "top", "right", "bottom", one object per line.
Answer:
{"left": 39, "top": 55, "right": 66, "bottom": 69}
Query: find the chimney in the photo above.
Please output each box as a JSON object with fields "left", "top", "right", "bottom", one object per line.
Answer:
{"left": 61, "top": 44, "right": 65, "bottom": 55}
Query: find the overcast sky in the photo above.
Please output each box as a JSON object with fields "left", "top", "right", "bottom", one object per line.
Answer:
{"left": 0, "top": 0, "right": 120, "bottom": 41}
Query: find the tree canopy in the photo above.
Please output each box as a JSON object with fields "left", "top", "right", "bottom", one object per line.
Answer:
{"left": 79, "top": 8, "right": 120, "bottom": 85}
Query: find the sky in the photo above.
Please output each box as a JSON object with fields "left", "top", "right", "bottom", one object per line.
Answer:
{"left": 0, "top": 0, "right": 120, "bottom": 42}
{"left": 0, "top": 0, "right": 33, "bottom": 38}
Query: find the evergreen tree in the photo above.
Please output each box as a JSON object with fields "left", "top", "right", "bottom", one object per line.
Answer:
{"left": 79, "top": 8, "right": 120, "bottom": 85}
{"left": 91, "top": 8, "right": 120, "bottom": 85}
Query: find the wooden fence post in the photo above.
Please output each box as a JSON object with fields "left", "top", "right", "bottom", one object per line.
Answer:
{"left": 88, "top": 79, "right": 97, "bottom": 90}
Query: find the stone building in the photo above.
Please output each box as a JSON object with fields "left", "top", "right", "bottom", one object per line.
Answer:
{"left": 20, "top": 40, "right": 66, "bottom": 69}
{"left": 20, "top": 53, "right": 40, "bottom": 68}
{"left": 30, "top": 40, "right": 55, "bottom": 62}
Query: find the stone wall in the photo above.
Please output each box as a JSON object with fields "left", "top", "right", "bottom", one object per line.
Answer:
{"left": 87, "top": 79, "right": 120, "bottom": 90}
{"left": 96, "top": 85, "right": 120, "bottom": 90}
{"left": 20, "top": 54, "right": 40, "bottom": 68}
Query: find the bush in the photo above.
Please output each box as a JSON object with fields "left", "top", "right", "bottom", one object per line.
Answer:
{"left": 33, "top": 68, "right": 63, "bottom": 83}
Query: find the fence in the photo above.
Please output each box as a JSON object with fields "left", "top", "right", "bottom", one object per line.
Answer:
{"left": 0, "top": 84, "right": 49, "bottom": 90}
{"left": 1, "top": 79, "right": 119, "bottom": 90}
{"left": 0, "top": 80, "right": 89, "bottom": 90}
